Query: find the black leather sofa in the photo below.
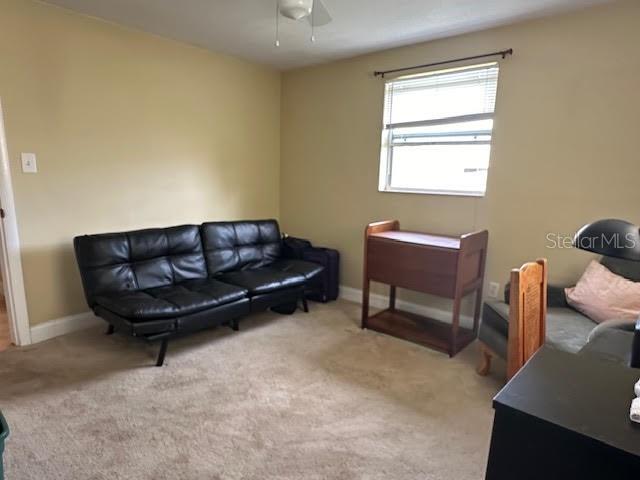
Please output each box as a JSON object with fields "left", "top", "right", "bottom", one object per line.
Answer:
{"left": 74, "top": 220, "right": 324, "bottom": 366}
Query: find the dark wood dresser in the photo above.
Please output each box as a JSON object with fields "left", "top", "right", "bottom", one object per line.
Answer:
{"left": 361, "top": 220, "right": 488, "bottom": 357}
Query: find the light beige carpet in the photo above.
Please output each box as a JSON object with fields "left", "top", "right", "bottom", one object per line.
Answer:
{"left": 0, "top": 300, "right": 503, "bottom": 480}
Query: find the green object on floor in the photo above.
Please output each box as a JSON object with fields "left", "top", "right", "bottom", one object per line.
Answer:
{"left": 0, "top": 411, "right": 8, "bottom": 480}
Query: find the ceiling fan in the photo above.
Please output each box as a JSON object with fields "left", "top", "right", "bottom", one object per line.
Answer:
{"left": 275, "top": 0, "right": 332, "bottom": 47}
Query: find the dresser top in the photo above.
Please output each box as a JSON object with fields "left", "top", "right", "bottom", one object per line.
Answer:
{"left": 370, "top": 230, "right": 461, "bottom": 250}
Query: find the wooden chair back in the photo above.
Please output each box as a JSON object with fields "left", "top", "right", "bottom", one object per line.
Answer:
{"left": 507, "top": 258, "right": 547, "bottom": 379}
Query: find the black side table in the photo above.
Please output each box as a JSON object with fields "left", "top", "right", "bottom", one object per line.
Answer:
{"left": 486, "top": 346, "right": 640, "bottom": 479}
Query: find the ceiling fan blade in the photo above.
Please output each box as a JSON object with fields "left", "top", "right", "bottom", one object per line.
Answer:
{"left": 307, "top": 0, "right": 332, "bottom": 27}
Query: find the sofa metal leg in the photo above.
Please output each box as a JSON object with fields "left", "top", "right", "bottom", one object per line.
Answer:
{"left": 231, "top": 318, "right": 239, "bottom": 331}
{"left": 105, "top": 324, "right": 115, "bottom": 335}
{"left": 156, "top": 338, "right": 169, "bottom": 367}
{"left": 302, "top": 294, "right": 309, "bottom": 313}
{"left": 477, "top": 344, "right": 492, "bottom": 376}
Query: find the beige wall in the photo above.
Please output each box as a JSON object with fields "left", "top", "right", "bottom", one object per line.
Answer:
{"left": 2, "top": 0, "right": 639, "bottom": 327}
{"left": 281, "top": 0, "right": 640, "bottom": 312}
{"left": 0, "top": 0, "right": 281, "bottom": 325}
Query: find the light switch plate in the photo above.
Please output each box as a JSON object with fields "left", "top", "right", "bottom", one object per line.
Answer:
{"left": 488, "top": 281, "right": 500, "bottom": 299}
{"left": 21, "top": 153, "right": 37, "bottom": 173}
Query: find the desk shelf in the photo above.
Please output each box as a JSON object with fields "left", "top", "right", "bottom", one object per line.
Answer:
{"left": 366, "top": 309, "right": 476, "bottom": 355}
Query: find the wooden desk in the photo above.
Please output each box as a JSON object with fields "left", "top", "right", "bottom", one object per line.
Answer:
{"left": 361, "top": 220, "right": 488, "bottom": 357}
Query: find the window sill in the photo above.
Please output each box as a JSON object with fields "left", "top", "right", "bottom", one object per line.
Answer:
{"left": 379, "top": 187, "right": 486, "bottom": 198}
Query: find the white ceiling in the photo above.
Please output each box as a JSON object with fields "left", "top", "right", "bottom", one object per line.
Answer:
{"left": 42, "top": 0, "right": 610, "bottom": 70}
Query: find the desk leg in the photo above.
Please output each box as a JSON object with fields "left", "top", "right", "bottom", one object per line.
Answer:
{"left": 450, "top": 295, "right": 462, "bottom": 357}
{"left": 361, "top": 279, "right": 370, "bottom": 329}
{"left": 389, "top": 285, "right": 396, "bottom": 311}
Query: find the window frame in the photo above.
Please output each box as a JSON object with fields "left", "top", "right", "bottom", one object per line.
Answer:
{"left": 378, "top": 63, "right": 499, "bottom": 197}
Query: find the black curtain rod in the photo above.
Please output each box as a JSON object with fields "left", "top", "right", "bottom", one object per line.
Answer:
{"left": 374, "top": 48, "right": 513, "bottom": 78}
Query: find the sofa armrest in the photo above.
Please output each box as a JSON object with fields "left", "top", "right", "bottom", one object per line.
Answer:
{"left": 503, "top": 282, "right": 568, "bottom": 307}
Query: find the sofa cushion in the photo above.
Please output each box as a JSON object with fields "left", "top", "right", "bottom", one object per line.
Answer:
{"left": 74, "top": 225, "right": 207, "bottom": 306}
{"left": 269, "top": 259, "right": 324, "bottom": 281}
{"left": 480, "top": 301, "right": 595, "bottom": 357}
{"left": 545, "top": 307, "right": 596, "bottom": 353}
{"left": 601, "top": 256, "right": 640, "bottom": 282}
{"left": 216, "top": 268, "right": 305, "bottom": 295}
{"left": 94, "top": 278, "right": 247, "bottom": 320}
{"left": 201, "top": 220, "right": 282, "bottom": 275}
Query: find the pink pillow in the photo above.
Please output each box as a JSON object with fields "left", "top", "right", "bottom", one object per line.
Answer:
{"left": 565, "top": 260, "right": 640, "bottom": 323}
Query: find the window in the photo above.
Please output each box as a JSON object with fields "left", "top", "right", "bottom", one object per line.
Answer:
{"left": 379, "top": 63, "right": 500, "bottom": 196}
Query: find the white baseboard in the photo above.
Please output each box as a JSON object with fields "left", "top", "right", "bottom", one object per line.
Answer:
{"left": 339, "top": 285, "right": 474, "bottom": 328}
{"left": 30, "top": 311, "right": 102, "bottom": 344}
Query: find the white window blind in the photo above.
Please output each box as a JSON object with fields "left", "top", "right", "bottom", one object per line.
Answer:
{"left": 379, "top": 62, "right": 500, "bottom": 196}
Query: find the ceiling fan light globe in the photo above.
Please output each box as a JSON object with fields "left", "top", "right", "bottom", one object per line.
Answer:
{"left": 278, "top": 0, "right": 313, "bottom": 21}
